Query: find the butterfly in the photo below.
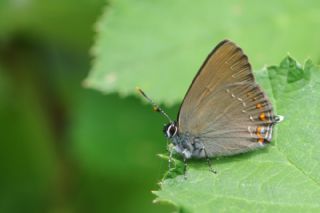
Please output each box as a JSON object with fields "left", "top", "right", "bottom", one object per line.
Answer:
{"left": 138, "top": 40, "right": 283, "bottom": 176}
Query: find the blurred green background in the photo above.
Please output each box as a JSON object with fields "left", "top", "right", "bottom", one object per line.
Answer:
{"left": 0, "top": 0, "right": 174, "bottom": 212}
{"left": 1, "top": 1, "right": 320, "bottom": 213}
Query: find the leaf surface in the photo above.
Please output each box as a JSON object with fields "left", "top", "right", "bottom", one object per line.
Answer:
{"left": 87, "top": 0, "right": 320, "bottom": 104}
{"left": 154, "top": 57, "right": 320, "bottom": 212}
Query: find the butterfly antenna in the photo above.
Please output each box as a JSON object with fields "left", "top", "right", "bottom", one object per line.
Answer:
{"left": 136, "top": 87, "right": 173, "bottom": 123}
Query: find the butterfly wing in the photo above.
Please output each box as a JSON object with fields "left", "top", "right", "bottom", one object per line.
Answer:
{"left": 178, "top": 40, "right": 278, "bottom": 157}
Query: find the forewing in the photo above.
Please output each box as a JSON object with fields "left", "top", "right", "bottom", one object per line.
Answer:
{"left": 178, "top": 40, "right": 277, "bottom": 157}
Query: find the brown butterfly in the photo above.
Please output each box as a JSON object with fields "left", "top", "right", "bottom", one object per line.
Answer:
{"left": 138, "top": 40, "right": 283, "bottom": 176}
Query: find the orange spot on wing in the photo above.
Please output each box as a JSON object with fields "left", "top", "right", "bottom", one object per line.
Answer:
{"left": 258, "top": 138, "right": 264, "bottom": 143}
{"left": 259, "top": 112, "right": 266, "bottom": 121}
{"left": 256, "top": 103, "right": 263, "bottom": 109}
{"left": 256, "top": 126, "right": 262, "bottom": 138}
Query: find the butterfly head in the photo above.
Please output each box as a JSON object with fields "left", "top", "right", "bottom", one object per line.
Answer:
{"left": 163, "top": 122, "right": 178, "bottom": 138}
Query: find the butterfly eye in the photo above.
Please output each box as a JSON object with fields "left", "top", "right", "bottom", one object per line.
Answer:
{"left": 164, "top": 123, "right": 177, "bottom": 138}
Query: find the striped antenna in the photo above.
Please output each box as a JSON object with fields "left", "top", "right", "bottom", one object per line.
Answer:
{"left": 136, "top": 87, "right": 173, "bottom": 123}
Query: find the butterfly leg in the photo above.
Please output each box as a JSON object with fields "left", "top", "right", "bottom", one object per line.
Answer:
{"left": 202, "top": 146, "right": 217, "bottom": 174}
{"left": 183, "top": 157, "right": 188, "bottom": 179}
{"left": 168, "top": 146, "right": 175, "bottom": 171}
{"left": 167, "top": 142, "right": 177, "bottom": 172}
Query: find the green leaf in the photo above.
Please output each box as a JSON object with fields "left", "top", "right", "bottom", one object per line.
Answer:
{"left": 153, "top": 57, "right": 320, "bottom": 212}
{"left": 87, "top": 0, "right": 320, "bottom": 104}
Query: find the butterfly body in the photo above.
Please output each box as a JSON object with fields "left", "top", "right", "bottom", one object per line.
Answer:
{"left": 167, "top": 130, "right": 204, "bottom": 159}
